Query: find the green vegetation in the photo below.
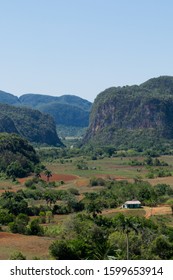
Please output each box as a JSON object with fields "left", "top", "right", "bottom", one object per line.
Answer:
{"left": 84, "top": 76, "right": 173, "bottom": 150}
{"left": 0, "top": 133, "right": 39, "bottom": 178}
{"left": 0, "top": 103, "right": 62, "bottom": 145}
{"left": 9, "top": 252, "right": 26, "bottom": 260}
{"left": 0, "top": 158, "right": 173, "bottom": 260}
{"left": 19, "top": 94, "right": 92, "bottom": 128}
{"left": 49, "top": 213, "right": 173, "bottom": 260}
{"left": 56, "top": 125, "right": 87, "bottom": 139}
{"left": 2, "top": 77, "right": 173, "bottom": 259}
{"left": 0, "top": 91, "right": 92, "bottom": 137}
{"left": 0, "top": 90, "right": 20, "bottom": 105}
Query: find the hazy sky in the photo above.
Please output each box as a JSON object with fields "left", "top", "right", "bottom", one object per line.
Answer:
{"left": 0, "top": 0, "right": 173, "bottom": 101}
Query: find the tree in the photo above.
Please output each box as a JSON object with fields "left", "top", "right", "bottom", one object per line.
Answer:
{"left": 0, "top": 209, "right": 14, "bottom": 225}
{"left": 6, "top": 161, "right": 26, "bottom": 178}
{"left": 86, "top": 200, "right": 103, "bottom": 218}
{"left": 46, "top": 211, "right": 53, "bottom": 223}
{"left": 44, "top": 169, "right": 52, "bottom": 182}
{"left": 49, "top": 239, "right": 82, "bottom": 260}
{"left": 145, "top": 156, "right": 153, "bottom": 166}
{"left": 151, "top": 235, "right": 173, "bottom": 259}
{"left": 167, "top": 199, "right": 173, "bottom": 215}
{"left": 44, "top": 190, "right": 57, "bottom": 208}
{"left": 0, "top": 191, "right": 29, "bottom": 215}
{"left": 9, "top": 213, "right": 29, "bottom": 234}
{"left": 39, "top": 211, "right": 46, "bottom": 223}
{"left": 34, "top": 166, "right": 42, "bottom": 178}
{"left": 113, "top": 214, "right": 140, "bottom": 260}
{"left": 27, "top": 219, "right": 44, "bottom": 236}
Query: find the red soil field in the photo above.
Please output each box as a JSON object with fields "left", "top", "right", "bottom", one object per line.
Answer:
{"left": 18, "top": 173, "right": 78, "bottom": 183}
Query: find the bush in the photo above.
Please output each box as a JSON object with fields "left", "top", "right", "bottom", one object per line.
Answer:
{"left": 49, "top": 240, "right": 82, "bottom": 260}
{"left": 9, "top": 214, "right": 29, "bottom": 234}
{"left": 6, "top": 161, "right": 26, "bottom": 178}
{"left": 68, "top": 188, "right": 80, "bottom": 195}
{"left": 25, "top": 177, "right": 44, "bottom": 188}
{"left": 9, "top": 252, "right": 26, "bottom": 260}
{"left": 52, "top": 205, "right": 70, "bottom": 215}
{"left": 0, "top": 210, "right": 14, "bottom": 225}
{"left": 39, "top": 211, "right": 46, "bottom": 223}
{"left": 27, "top": 219, "right": 44, "bottom": 236}
{"left": 90, "top": 177, "right": 106, "bottom": 186}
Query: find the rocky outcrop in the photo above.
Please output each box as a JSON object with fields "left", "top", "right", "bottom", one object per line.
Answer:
{"left": 83, "top": 76, "right": 173, "bottom": 149}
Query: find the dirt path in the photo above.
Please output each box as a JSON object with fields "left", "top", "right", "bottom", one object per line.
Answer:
{"left": 144, "top": 205, "right": 172, "bottom": 218}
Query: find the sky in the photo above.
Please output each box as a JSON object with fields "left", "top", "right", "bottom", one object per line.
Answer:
{"left": 0, "top": 0, "right": 173, "bottom": 102}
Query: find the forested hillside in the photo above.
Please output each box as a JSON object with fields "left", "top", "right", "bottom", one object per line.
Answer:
{"left": 0, "top": 103, "right": 63, "bottom": 146}
{"left": 19, "top": 94, "right": 92, "bottom": 127}
{"left": 0, "top": 91, "right": 92, "bottom": 129}
{"left": 84, "top": 76, "right": 173, "bottom": 150}
{"left": 0, "top": 90, "right": 20, "bottom": 105}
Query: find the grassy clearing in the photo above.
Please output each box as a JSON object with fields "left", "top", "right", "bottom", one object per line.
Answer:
{"left": 45, "top": 157, "right": 146, "bottom": 180}
{"left": 150, "top": 214, "right": 173, "bottom": 227}
{"left": 0, "top": 232, "right": 52, "bottom": 260}
{"left": 102, "top": 208, "right": 146, "bottom": 218}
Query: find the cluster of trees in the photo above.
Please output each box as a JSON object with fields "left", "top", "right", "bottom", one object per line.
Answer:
{"left": 1, "top": 168, "right": 173, "bottom": 259}
{"left": 86, "top": 179, "right": 173, "bottom": 208}
{"left": 146, "top": 167, "right": 172, "bottom": 179}
{"left": 129, "top": 156, "right": 168, "bottom": 167}
{"left": 128, "top": 156, "right": 172, "bottom": 179}
{"left": 0, "top": 176, "right": 84, "bottom": 234}
{"left": 36, "top": 145, "right": 118, "bottom": 163}
{"left": 0, "top": 133, "right": 40, "bottom": 178}
{"left": 1, "top": 177, "right": 172, "bottom": 232}
{"left": 49, "top": 213, "right": 173, "bottom": 260}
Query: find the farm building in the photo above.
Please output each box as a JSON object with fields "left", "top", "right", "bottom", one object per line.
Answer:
{"left": 122, "top": 200, "right": 141, "bottom": 209}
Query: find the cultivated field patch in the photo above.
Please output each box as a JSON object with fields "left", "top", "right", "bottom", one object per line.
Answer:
{"left": 0, "top": 232, "right": 52, "bottom": 260}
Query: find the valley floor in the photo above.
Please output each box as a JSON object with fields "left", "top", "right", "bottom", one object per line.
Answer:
{"left": 1, "top": 155, "right": 173, "bottom": 259}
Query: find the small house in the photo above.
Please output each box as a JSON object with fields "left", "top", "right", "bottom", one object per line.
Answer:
{"left": 122, "top": 200, "right": 141, "bottom": 209}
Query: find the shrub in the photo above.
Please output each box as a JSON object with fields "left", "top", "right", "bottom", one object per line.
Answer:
{"left": 0, "top": 210, "right": 14, "bottom": 225}
{"left": 39, "top": 211, "right": 46, "bottom": 223}
{"left": 68, "top": 188, "right": 80, "bottom": 195}
{"left": 9, "top": 214, "right": 29, "bottom": 234}
{"left": 49, "top": 240, "right": 82, "bottom": 260}
{"left": 90, "top": 177, "right": 106, "bottom": 186}
{"left": 27, "top": 219, "right": 44, "bottom": 236}
{"left": 9, "top": 252, "right": 26, "bottom": 260}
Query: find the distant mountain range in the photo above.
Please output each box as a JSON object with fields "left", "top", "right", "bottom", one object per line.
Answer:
{"left": 4, "top": 76, "right": 173, "bottom": 150}
{"left": 83, "top": 76, "right": 173, "bottom": 150}
{"left": 0, "top": 91, "right": 92, "bottom": 128}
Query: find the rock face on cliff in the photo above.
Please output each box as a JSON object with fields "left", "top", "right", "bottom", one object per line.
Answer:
{"left": 83, "top": 76, "right": 173, "bottom": 149}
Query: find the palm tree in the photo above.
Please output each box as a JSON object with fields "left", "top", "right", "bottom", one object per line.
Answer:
{"left": 34, "top": 166, "right": 41, "bottom": 178}
{"left": 115, "top": 214, "right": 139, "bottom": 260}
{"left": 86, "top": 200, "right": 103, "bottom": 218}
{"left": 44, "top": 169, "right": 52, "bottom": 182}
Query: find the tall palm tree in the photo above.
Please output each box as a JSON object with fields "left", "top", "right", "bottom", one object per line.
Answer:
{"left": 44, "top": 169, "right": 52, "bottom": 182}
{"left": 115, "top": 214, "right": 139, "bottom": 260}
